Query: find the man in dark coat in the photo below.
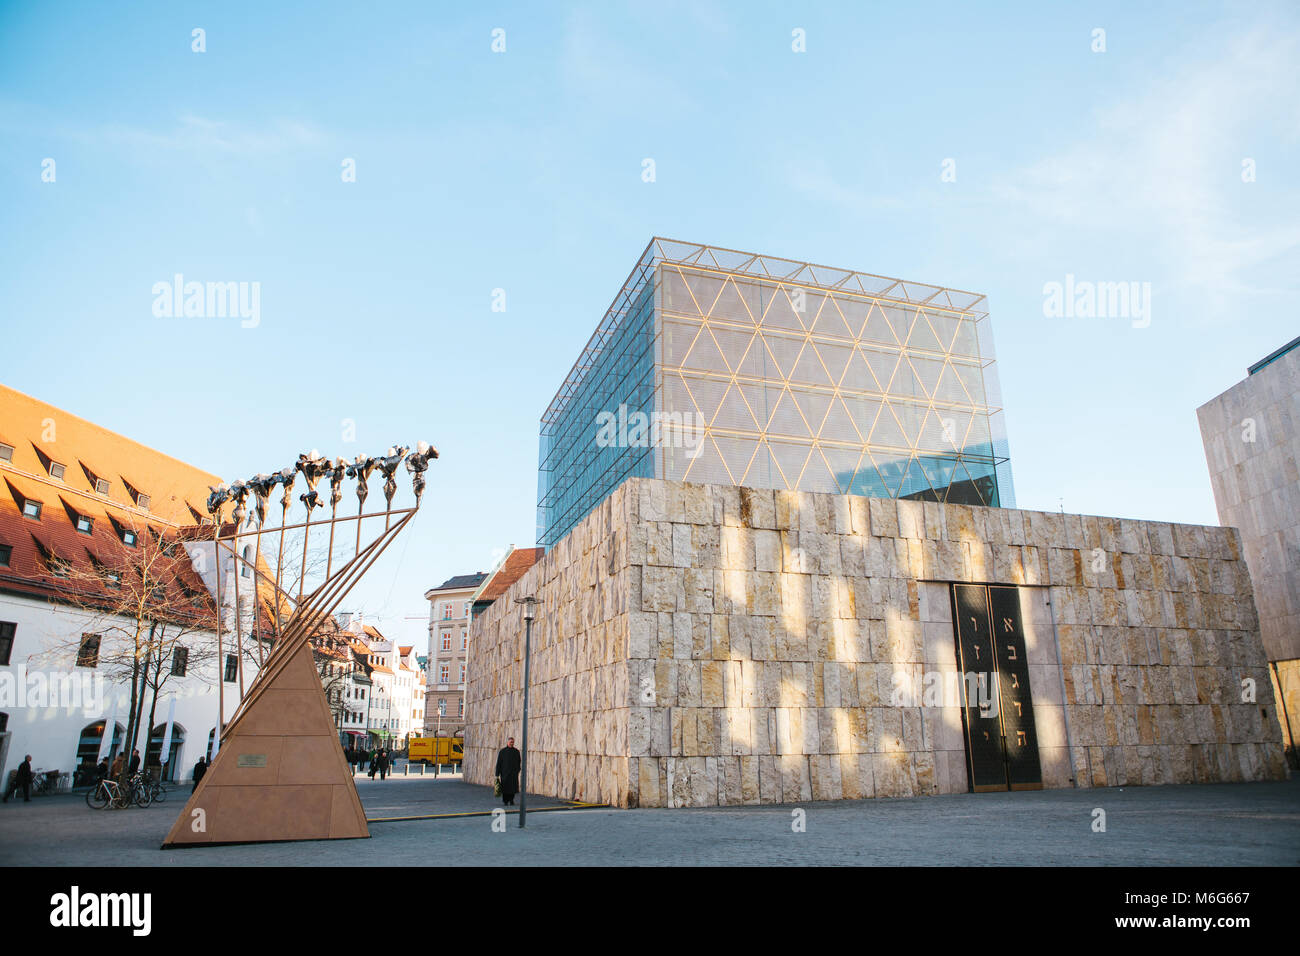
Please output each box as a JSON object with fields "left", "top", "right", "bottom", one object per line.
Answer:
{"left": 377, "top": 749, "right": 389, "bottom": 780}
{"left": 3, "top": 755, "right": 34, "bottom": 803}
{"left": 495, "top": 737, "right": 521, "bottom": 806}
{"left": 128, "top": 749, "right": 141, "bottom": 774}
{"left": 191, "top": 756, "right": 208, "bottom": 793}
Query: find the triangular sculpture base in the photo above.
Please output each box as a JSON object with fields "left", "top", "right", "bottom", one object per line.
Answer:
{"left": 162, "top": 643, "right": 369, "bottom": 848}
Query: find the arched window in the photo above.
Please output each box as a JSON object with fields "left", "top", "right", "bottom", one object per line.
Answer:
{"left": 76, "top": 719, "right": 124, "bottom": 783}
{"left": 147, "top": 723, "right": 187, "bottom": 782}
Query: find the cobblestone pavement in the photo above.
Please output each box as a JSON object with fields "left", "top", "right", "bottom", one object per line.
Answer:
{"left": 1, "top": 775, "right": 1296, "bottom": 866}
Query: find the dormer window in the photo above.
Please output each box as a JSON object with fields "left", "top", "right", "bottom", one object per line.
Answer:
{"left": 43, "top": 548, "right": 71, "bottom": 577}
{"left": 122, "top": 529, "right": 137, "bottom": 547}
{"left": 22, "top": 498, "right": 41, "bottom": 520}
{"left": 48, "top": 461, "right": 65, "bottom": 480}
{"left": 123, "top": 480, "right": 150, "bottom": 512}
{"left": 0, "top": 443, "right": 13, "bottom": 462}
{"left": 95, "top": 478, "right": 110, "bottom": 495}
{"left": 75, "top": 514, "right": 93, "bottom": 535}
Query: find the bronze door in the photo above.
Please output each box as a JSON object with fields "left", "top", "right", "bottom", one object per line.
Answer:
{"left": 950, "top": 584, "right": 1043, "bottom": 792}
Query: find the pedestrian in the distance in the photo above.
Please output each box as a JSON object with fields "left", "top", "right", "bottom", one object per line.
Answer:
{"left": 368, "top": 751, "right": 378, "bottom": 779}
{"left": 495, "top": 737, "right": 521, "bottom": 807}
{"left": 3, "top": 755, "right": 34, "bottom": 803}
{"left": 192, "top": 756, "right": 208, "bottom": 793}
{"left": 95, "top": 758, "right": 108, "bottom": 783}
{"left": 110, "top": 752, "right": 125, "bottom": 778}
{"left": 128, "top": 749, "right": 141, "bottom": 774}
{"left": 377, "top": 749, "right": 389, "bottom": 781}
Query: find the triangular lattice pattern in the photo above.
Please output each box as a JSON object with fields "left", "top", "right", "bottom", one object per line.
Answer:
{"left": 656, "top": 263, "right": 1007, "bottom": 506}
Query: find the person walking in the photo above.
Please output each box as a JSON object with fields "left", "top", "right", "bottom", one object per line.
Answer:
{"left": 191, "top": 756, "right": 208, "bottom": 793}
{"left": 377, "top": 749, "right": 389, "bottom": 781}
{"left": 368, "top": 751, "right": 378, "bottom": 779}
{"left": 2, "top": 755, "right": 34, "bottom": 803}
{"left": 495, "top": 737, "right": 521, "bottom": 807}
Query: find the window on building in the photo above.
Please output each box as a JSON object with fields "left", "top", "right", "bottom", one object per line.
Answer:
{"left": 48, "top": 554, "right": 71, "bottom": 577}
{"left": 224, "top": 654, "right": 238, "bottom": 682}
{"left": 441, "top": 632, "right": 451, "bottom": 651}
{"left": 48, "top": 461, "right": 66, "bottom": 480}
{"left": 21, "top": 498, "right": 41, "bottom": 520}
{"left": 94, "top": 477, "right": 111, "bottom": 495}
{"left": 461, "top": 631, "right": 467, "bottom": 650}
{"left": 104, "top": 569, "right": 122, "bottom": 588}
{"left": 77, "top": 634, "right": 101, "bottom": 668}
{"left": 121, "top": 528, "right": 137, "bottom": 547}
{"left": 0, "top": 621, "right": 15, "bottom": 666}
{"left": 438, "top": 699, "right": 446, "bottom": 716}
{"left": 458, "top": 698, "right": 464, "bottom": 716}
{"left": 137, "top": 494, "right": 151, "bottom": 512}
{"left": 439, "top": 664, "right": 449, "bottom": 683}
{"left": 0, "top": 443, "right": 12, "bottom": 461}
{"left": 75, "top": 514, "right": 93, "bottom": 534}
{"left": 0, "top": 544, "right": 11, "bottom": 567}
{"left": 172, "top": 647, "right": 188, "bottom": 677}
{"left": 458, "top": 662, "right": 466, "bottom": 683}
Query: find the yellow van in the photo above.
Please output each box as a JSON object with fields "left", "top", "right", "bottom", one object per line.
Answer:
{"left": 408, "top": 737, "right": 463, "bottom": 767}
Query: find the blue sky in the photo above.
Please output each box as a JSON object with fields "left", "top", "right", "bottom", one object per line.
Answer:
{"left": 3, "top": 1, "right": 1298, "bottom": 653}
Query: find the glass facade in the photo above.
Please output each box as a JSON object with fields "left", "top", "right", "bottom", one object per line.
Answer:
{"left": 538, "top": 239, "right": 1014, "bottom": 549}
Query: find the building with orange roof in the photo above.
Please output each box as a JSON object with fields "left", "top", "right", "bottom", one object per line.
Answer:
{"left": 0, "top": 384, "right": 266, "bottom": 786}
{"left": 339, "top": 614, "right": 424, "bottom": 751}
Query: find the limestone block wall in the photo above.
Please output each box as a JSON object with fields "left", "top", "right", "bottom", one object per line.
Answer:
{"left": 464, "top": 484, "right": 633, "bottom": 806}
{"left": 468, "top": 477, "right": 1287, "bottom": 809}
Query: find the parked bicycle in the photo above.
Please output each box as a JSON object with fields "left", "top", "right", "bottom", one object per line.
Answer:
{"left": 144, "top": 776, "right": 169, "bottom": 803}
{"left": 86, "top": 773, "right": 152, "bottom": 810}
{"left": 29, "top": 770, "right": 53, "bottom": 797}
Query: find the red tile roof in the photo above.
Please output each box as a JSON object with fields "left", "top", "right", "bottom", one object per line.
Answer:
{"left": 0, "top": 385, "right": 257, "bottom": 630}
{"left": 476, "top": 547, "right": 544, "bottom": 605}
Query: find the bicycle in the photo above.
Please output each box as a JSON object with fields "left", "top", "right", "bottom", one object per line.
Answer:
{"left": 85, "top": 774, "right": 151, "bottom": 810}
{"left": 144, "top": 776, "right": 169, "bottom": 803}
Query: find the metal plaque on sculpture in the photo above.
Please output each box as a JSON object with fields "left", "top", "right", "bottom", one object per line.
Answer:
{"left": 236, "top": 753, "right": 268, "bottom": 768}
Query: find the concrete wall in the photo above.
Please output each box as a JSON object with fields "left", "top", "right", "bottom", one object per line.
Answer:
{"left": 465, "top": 478, "right": 1287, "bottom": 807}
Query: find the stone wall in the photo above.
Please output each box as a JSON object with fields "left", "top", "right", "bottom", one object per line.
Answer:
{"left": 1197, "top": 343, "right": 1300, "bottom": 763}
{"left": 465, "top": 478, "right": 1287, "bottom": 808}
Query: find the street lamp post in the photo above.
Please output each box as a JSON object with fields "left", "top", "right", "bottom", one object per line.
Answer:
{"left": 514, "top": 595, "right": 539, "bottom": 828}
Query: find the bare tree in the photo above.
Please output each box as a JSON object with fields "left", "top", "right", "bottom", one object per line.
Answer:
{"left": 29, "top": 516, "right": 222, "bottom": 783}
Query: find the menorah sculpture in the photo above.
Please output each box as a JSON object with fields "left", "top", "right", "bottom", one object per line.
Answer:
{"left": 162, "top": 442, "right": 437, "bottom": 848}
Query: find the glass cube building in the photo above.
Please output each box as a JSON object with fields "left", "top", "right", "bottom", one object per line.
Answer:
{"left": 538, "top": 238, "right": 1015, "bottom": 549}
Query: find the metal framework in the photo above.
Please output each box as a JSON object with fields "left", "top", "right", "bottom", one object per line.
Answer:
{"left": 538, "top": 239, "right": 1015, "bottom": 548}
